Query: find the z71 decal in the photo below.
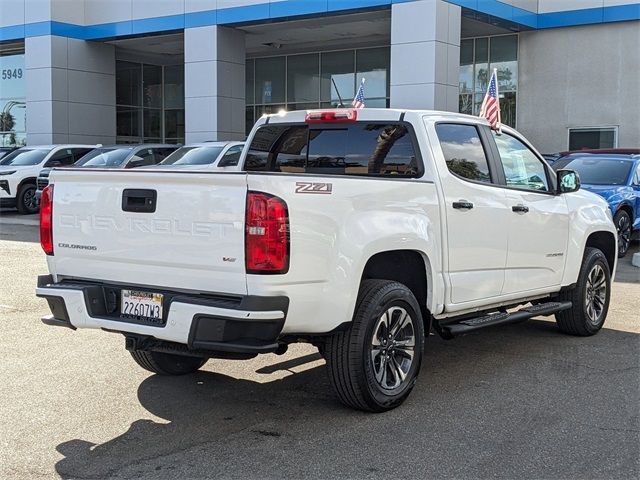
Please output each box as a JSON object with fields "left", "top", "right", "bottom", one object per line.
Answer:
{"left": 295, "top": 182, "right": 333, "bottom": 194}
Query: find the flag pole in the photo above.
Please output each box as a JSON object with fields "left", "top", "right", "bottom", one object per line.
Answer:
{"left": 331, "top": 77, "right": 345, "bottom": 108}
{"left": 494, "top": 68, "right": 502, "bottom": 135}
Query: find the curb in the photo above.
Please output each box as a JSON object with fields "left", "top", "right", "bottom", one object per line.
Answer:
{"left": 633, "top": 253, "right": 640, "bottom": 268}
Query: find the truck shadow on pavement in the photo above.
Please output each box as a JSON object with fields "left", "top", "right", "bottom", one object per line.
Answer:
{"left": 54, "top": 320, "right": 639, "bottom": 479}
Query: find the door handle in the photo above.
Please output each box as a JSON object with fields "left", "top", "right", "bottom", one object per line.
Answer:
{"left": 452, "top": 200, "right": 474, "bottom": 210}
{"left": 512, "top": 204, "right": 529, "bottom": 213}
{"left": 122, "top": 189, "right": 157, "bottom": 213}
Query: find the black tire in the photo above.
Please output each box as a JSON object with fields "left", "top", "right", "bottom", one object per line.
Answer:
{"left": 614, "top": 210, "right": 632, "bottom": 258}
{"left": 555, "top": 247, "right": 611, "bottom": 336}
{"left": 129, "top": 350, "right": 207, "bottom": 375}
{"left": 16, "top": 183, "right": 38, "bottom": 214}
{"left": 324, "top": 279, "right": 425, "bottom": 412}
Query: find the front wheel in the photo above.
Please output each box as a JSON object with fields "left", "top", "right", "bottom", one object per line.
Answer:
{"left": 614, "top": 210, "right": 632, "bottom": 258}
{"left": 324, "top": 280, "right": 425, "bottom": 412}
{"left": 130, "top": 350, "right": 207, "bottom": 375}
{"left": 555, "top": 247, "right": 611, "bottom": 336}
{"left": 16, "top": 183, "right": 38, "bottom": 214}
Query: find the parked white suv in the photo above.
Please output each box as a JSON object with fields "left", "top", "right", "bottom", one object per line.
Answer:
{"left": 0, "top": 145, "right": 95, "bottom": 213}
{"left": 36, "top": 109, "right": 617, "bottom": 411}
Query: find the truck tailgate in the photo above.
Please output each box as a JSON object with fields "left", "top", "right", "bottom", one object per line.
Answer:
{"left": 48, "top": 169, "right": 248, "bottom": 295}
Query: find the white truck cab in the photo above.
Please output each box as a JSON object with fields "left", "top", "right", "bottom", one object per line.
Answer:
{"left": 36, "top": 109, "right": 616, "bottom": 411}
{"left": 0, "top": 144, "right": 95, "bottom": 214}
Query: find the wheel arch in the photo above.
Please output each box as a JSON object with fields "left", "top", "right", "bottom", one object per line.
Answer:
{"left": 360, "top": 250, "right": 433, "bottom": 332}
{"left": 616, "top": 202, "right": 634, "bottom": 221}
{"left": 17, "top": 177, "right": 37, "bottom": 191}
{"left": 585, "top": 230, "right": 616, "bottom": 274}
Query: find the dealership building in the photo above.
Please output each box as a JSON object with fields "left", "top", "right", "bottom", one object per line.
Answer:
{"left": 0, "top": 0, "right": 638, "bottom": 153}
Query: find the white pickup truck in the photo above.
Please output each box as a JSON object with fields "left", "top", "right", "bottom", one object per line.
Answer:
{"left": 37, "top": 109, "right": 617, "bottom": 412}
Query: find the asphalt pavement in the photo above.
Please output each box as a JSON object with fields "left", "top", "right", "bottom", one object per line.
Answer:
{"left": 1, "top": 210, "right": 638, "bottom": 479}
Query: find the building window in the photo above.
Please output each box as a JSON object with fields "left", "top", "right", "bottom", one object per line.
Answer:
{"left": 116, "top": 60, "right": 184, "bottom": 144}
{"left": 0, "top": 42, "right": 26, "bottom": 147}
{"left": 246, "top": 46, "right": 390, "bottom": 135}
{"left": 459, "top": 35, "right": 518, "bottom": 128}
{"left": 568, "top": 127, "right": 618, "bottom": 150}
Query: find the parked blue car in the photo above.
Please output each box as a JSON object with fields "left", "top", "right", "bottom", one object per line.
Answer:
{"left": 553, "top": 154, "right": 640, "bottom": 257}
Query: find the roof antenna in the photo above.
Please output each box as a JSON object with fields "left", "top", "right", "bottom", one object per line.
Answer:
{"left": 331, "top": 77, "right": 345, "bottom": 108}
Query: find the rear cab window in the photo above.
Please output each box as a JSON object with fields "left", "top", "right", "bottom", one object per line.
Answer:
{"left": 245, "top": 122, "right": 421, "bottom": 177}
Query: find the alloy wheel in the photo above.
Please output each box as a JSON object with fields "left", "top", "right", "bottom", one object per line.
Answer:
{"left": 23, "top": 187, "right": 37, "bottom": 212}
{"left": 617, "top": 213, "right": 631, "bottom": 256}
{"left": 584, "top": 264, "right": 607, "bottom": 326}
{"left": 370, "top": 306, "right": 416, "bottom": 391}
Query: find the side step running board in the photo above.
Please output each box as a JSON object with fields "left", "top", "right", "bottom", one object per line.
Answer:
{"left": 439, "top": 301, "right": 572, "bottom": 337}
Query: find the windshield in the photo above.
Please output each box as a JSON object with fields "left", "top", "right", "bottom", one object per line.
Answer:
{"left": 553, "top": 157, "right": 633, "bottom": 185}
{"left": 160, "top": 146, "right": 224, "bottom": 165}
{"left": 74, "top": 148, "right": 132, "bottom": 167}
{"left": 0, "top": 148, "right": 50, "bottom": 166}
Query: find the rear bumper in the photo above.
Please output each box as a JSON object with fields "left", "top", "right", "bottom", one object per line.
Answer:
{"left": 36, "top": 275, "right": 289, "bottom": 354}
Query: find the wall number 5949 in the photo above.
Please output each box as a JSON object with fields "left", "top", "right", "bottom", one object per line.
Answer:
{"left": 1, "top": 68, "right": 23, "bottom": 80}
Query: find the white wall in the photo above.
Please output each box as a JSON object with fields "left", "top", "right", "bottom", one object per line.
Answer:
{"left": 184, "top": 25, "right": 246, "bottom": 142}
{"left": 517, "top": 21, "right": 640, "bottom": 152}
{"left": 390, "top": 0, "right": 461, "bottom": 111}
{"left": 25, "top": 35, "right": 116, "bottom": 145}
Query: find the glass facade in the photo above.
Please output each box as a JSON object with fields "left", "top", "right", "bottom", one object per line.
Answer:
{"left": 459, "top": 34, "right": 518, "bottom": 127}
{"left": 116, "top": 60, "right": 184, "bottom": 144}
{"left": 0, "top": 42, "right": 26, "bottom": 147}
{"left": 245, "top": 47, "right": 390, "bottom": 134}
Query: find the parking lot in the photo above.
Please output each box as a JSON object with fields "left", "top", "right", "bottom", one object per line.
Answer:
{"left": 1, "top": 209, "right": 638, "bottom": 479}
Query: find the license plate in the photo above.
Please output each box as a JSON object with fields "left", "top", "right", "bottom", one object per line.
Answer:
{"left": 121, "top": 290, "right": 163, "bottom": 320}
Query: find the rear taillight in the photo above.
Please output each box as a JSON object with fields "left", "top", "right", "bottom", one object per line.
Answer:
{"left": 305, "top": 109, "right": 358, "bottom": 124}
{"left": 245, "top": 191, "right": 289, "bottom": 274}
{"left": 40, "top": 184, "right": 54, "bottom": 255}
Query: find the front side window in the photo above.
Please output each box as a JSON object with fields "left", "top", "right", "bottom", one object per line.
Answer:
{"left": 245, "top": 123, "right": 419, "bottom": 177}
{"left": 127, "top": 149, "right": 157, "bottom": 168}
{"left": 435, "top": 123, "right": 491, "bottom": 183}
{"left": 494, "top": 133, "right": 549, "bottom": 192}
{"left": 75, "top": 148, "right": 132, "bottom": 167}
{"left": 161, "top": 146, "right": 225, "bottom": 166}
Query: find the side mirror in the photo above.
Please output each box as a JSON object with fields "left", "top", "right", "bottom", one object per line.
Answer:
{"left": 46, "top": 160, "right": 62, "bottom": 167}
{"left": 557, "top": 169, "right": 580, "bottom": 194}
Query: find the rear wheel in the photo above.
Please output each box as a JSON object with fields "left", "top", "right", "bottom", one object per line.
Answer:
{"left": 129, "top": 350, "right": 207, "bottom": 375}
{"left": 555, "top": 247, "right": 611, "bottom": 336}
{"left": 324, "top": 280, "right": 425, "bottom": 412}
{"left": 16, "top": 183, "right": 38, "bottom": 214}
{"left": 614, "top": 210, "right": 632, "bottom": 258}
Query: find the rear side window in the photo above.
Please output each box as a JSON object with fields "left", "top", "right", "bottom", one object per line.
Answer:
{"left": 435, "top": 123, "right": 491, "bottom": 183}
{"left": 245, "top": 123, "right": 420, "bottom": 177}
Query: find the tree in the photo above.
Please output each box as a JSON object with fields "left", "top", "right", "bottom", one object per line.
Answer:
{"left": 0, "top": 111, "right": 15, "bottom": 132}
{"left": 0, "top": 111, "right": 16, "bottom": 146}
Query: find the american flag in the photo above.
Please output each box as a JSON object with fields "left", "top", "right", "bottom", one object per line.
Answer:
{"left": 352, "top": 79, "right": 365, "bottom": 109}
{"left": 479, "top": 69, "right": 501, "bottom": 131}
